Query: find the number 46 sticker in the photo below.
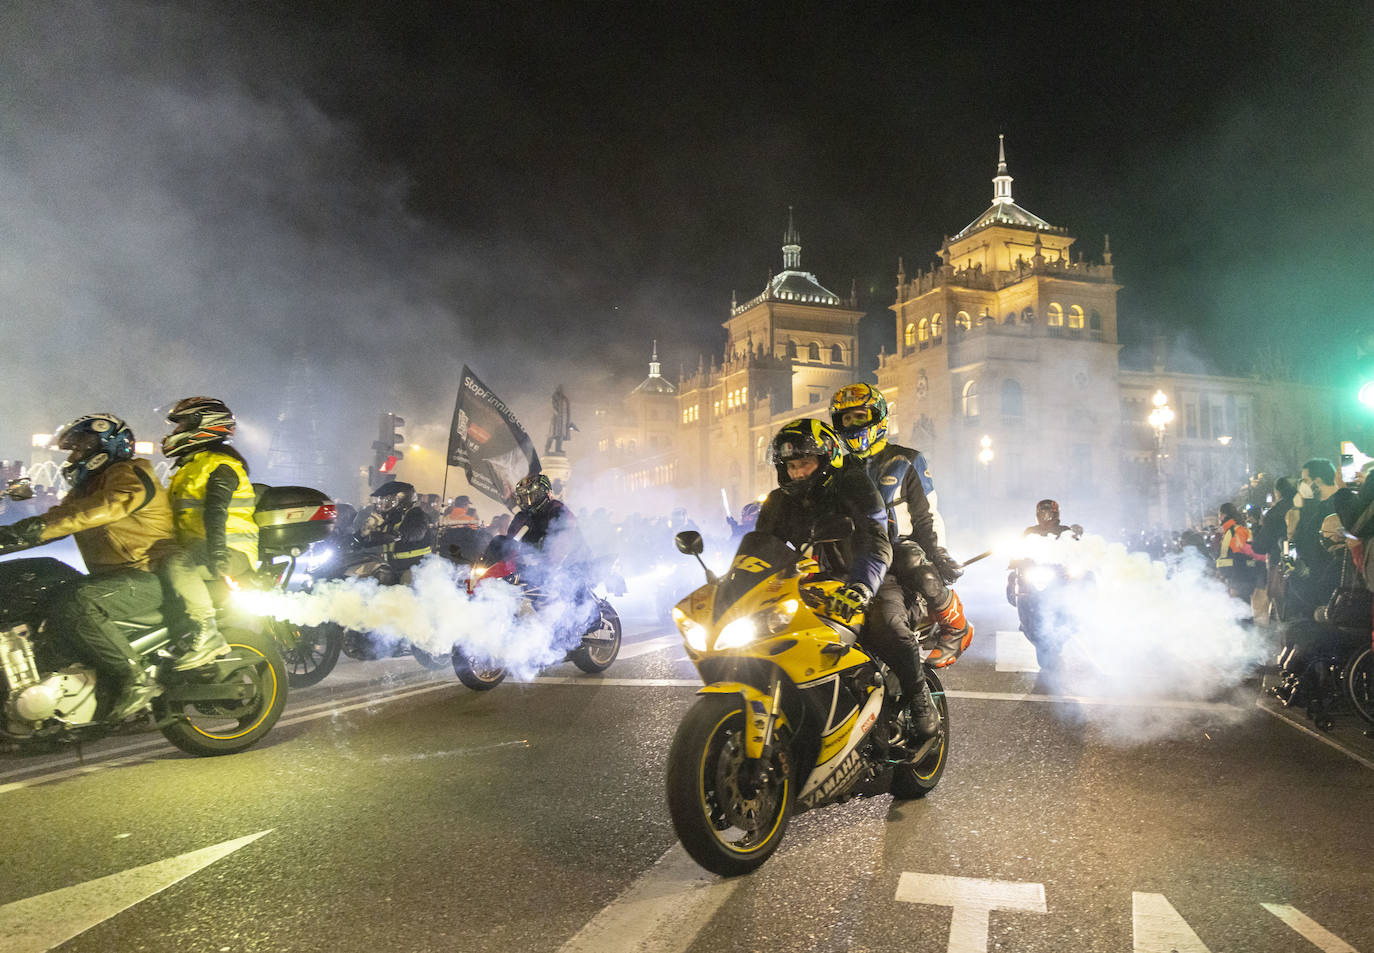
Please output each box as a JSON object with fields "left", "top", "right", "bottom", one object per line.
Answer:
{"left": 730, "top": 555, "right": 771, "bottom": 573}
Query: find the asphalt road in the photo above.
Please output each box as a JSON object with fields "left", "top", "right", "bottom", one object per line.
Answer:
{"left": 2, "top": 574, "right": 1372, "bottom": 953}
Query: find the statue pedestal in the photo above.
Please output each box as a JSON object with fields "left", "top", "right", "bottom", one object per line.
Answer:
{"left": 542, "top": 453, "right": 571, "bottom": 493}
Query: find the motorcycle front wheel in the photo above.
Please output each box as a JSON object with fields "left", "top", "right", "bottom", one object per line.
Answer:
{"left": 158, "top": 626, "right": 288, "bottom": 757}
{"left": 891, "top": 666, "right": 950, "bottom": 799}
{"left": 666, "top": 693, "right": 793, "bottom": 877}
{"left": 570, "top": 600, "right": 621, "bottom": 674}
{"left": 282, "top": 622, "right": 342, "bottom": 688}
{"left": 452, "top": 650, "right": 508, "bottom": 691}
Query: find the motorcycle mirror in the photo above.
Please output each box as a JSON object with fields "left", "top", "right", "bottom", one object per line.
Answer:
{"left": 811, "top": 515, "right": 854, "bottom": 544}
{"left": 1070, "top": 523, "right": 1084, "bottom": 538}
{"left": 5, "top": 478, "right": 33, "bottom": 501}
{"left": 675, "top": 530, "right": 704, "bottom": 556}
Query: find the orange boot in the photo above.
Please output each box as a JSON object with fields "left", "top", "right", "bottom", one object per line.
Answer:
{"left": 925, "top": 590, "right": 973, "bottom": 668}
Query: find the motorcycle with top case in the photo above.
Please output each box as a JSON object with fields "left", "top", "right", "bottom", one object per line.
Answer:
{"left": 665, "top": 522, "right": 949, "bottom": 877}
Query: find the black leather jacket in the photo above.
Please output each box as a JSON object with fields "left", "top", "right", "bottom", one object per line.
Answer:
{"left": 755, "top": 464, "right": 892, "bottom": 595}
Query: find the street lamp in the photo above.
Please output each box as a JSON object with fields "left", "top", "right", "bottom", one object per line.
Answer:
{"left": 978, "top": 434, "right": 994, "bottom": 469}
{"left": 1148, "top": 390, "right": 1174, "bottom": 527}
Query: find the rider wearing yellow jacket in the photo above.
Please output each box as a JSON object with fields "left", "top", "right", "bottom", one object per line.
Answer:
{"left": 160, "top": 397, "right": 259, "bottom": 669}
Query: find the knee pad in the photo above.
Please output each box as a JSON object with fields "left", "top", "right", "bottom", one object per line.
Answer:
{"left": 912, "top": 565, "right": 946, "bottom": 601}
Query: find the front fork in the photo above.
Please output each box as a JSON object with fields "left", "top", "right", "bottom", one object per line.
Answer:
{"left": 698, "top": 677, "right": 786, "bottom": 796}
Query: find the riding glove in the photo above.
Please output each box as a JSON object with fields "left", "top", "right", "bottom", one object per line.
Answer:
{"left": 0, "top": 516, "right": 45, "bottom": 549}
{"left": 931, "top": 547, "right": 963, "bottom": 584}
{"left": 828, "top": 583, "right": 871, "bottom": 624}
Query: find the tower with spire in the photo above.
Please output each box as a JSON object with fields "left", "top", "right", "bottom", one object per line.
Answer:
{"left": 877, "top": 136, "right": 1122, "bottom": 520}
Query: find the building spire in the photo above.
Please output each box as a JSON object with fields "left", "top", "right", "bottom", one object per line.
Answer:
{"left": 992, "top": 133, "right": 1014, "bottom": 206}
{"left": 649, "top": 340, "right": 661, "bottom": 378}
{"left": 782, "top": 206, "right": 801, "bottom": 269}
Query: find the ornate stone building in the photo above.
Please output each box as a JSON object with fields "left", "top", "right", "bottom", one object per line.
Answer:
{"left": 576, "top": 143, "right": 1360, "bottom": 533}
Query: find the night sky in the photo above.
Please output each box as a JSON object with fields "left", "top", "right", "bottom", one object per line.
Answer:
{"left": 3, "top": 2, "right": 1370, "bottom": 486}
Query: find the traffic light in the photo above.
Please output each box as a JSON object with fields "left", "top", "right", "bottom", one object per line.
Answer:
{"left": 369, "top": 413, "right": 405, "bottom": 488}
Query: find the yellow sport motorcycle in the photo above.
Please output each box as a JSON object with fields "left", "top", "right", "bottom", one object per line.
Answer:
{"left": 665, "top": 525, "right": 948, "bottom": 876}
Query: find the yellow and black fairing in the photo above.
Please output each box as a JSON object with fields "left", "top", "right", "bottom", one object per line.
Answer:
{"left": 672, "top": 530, "right": 889, "bottom": 811}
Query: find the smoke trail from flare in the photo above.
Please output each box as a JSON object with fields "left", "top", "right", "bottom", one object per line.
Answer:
{"left": 237, "top": 557, "right": 568, "bottom": 679}
{"left": 1006, "top": 532, "right": 1268, "bottom": 742}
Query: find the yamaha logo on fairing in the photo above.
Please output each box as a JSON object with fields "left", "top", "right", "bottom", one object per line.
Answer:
{"left": 799, "top": 745, "right": 865, "bottom": 809}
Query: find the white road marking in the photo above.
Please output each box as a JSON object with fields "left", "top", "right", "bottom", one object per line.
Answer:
{"left": 1254, "top": 701, "right": 1374, "bottom": 771}
{"left": 894, "top": 872, "right": 1046, "bottom": 953}
{"left": 1261, "top": 903, "right": 1361, "bottom": 952}
{"left": 615, "top": 634, "right": 683, "bottom": 660}
{"left": 1132, "top": 892, "right": 1212, "bottom": 952}
{"left": 556, "top": 844, "right": 739, "bottom": 953}
{"left": 0, "top": 829, "right": 272, "bottom": 953}
{"left": 995, "top": 629, "right": 1040, "bottom": 672}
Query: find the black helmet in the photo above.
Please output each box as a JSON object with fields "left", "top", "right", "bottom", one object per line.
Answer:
{"left": 371, "top": 480, "right": 415, "bottom": 514}
{"left": 514, "top": 473, "right": 552, "bottom": 512}
{"left": 1036, "top": 499, "right": 1060, "bottom": 524}
{"left": 53, "top": 413, "right": 136, "bottom": 489}
{"left": 163, "top": 396, "right": 236, "bottom": 459}
{"left": 770, "top": 419, "right": 843, "bottom": 497}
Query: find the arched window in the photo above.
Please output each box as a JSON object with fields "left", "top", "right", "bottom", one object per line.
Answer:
{"left": 830, "top": 343, "right": 844, "bottom": 364}
{"left": 1001, "top": 378, "right": 1024, "bottom": 417}
{"left": 955, "top": 311, "right": 972, "bottom": 330}
{"left": 917, "top": 317, "right": 930, "bottom": 343}
{"left": 786, "top": 339, "right": 797, "bottom": 360}
{"left": 1068, "top": 305, "right": 1085, "bottom": 329}
{"left": 1089, "top": 310, "right": 1103, "bottom": 331}
{"left": 1047, "top": 303, "right": 1064, "bottom": 327}
{"left": 930, "top": 314, "right": 944, "bottom": 339}
{"left": 1020, "top": 306, "right": 1035, "bottom": 324}
{"left": 808, "top": 341, "right": 821, "bottom": 362}
{"left": 962, "top": 379, "right": 979, "bottom": 418}
{"left": 756, "top": 436, "right": 767, "bottom": 464}
{"left": 1004, "top": 312, "right": 1015, "bottom": 325}
{"left": 904, "top": 323, "right": 916, "bottom": 349}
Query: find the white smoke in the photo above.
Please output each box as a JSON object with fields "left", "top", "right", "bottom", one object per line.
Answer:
{"left": 1005, "top": 532, "right": 1267, "bottom": 742}
{"left": 237, "top": 556, "right": 576, "bottom": 679}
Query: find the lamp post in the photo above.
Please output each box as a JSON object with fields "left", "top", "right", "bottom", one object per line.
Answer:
{"left": 1148, "top": 390, "right": 1174, "bottom": 528}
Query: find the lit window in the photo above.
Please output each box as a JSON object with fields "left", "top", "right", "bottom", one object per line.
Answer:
{"left": 955, "top": 312, "right": 972, "bottom": 330}
{"left": 1047, "top": 303, "right": 1064, "bottom": 327}
{"left": 904, "top": 323, "right": 916, "bottom": 348}
{"left": 1068, "top": 305, "right": 1085, "bottom": 329}
{"left": 917, "top": 318, "right": 930, "bottom": 343}
{"left": 930, "top": 314, "right": 944, "bottom": 339}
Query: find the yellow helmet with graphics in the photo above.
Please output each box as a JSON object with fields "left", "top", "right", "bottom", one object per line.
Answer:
{"left": 829, "top": 382, "right": 889, "bottom": 457}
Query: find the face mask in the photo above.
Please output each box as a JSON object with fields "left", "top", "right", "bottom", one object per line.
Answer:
{"left": 1298, "top": 481, "right": 1315, "bottom": 500}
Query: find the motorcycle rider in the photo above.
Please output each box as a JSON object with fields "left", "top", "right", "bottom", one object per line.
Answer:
{"left": 357, "top": 480, "right": 434, "bottom": 574}
{"left": 160, "top": 396, "right": 261, "bottom": 669}
{"left": 503, "top": 473, "right": 589, "bottom": 570}
{"left": 829, "top": 383, "right": 973, "bottom": 674}
{"left": 755, "top": 420, "right": 921, "bottom": 729}
{"left": 1025, "top": 499, "right": 1080, "bottom": 538}
{"left": 0, "top": 414, "right": 180, "bottom": 721}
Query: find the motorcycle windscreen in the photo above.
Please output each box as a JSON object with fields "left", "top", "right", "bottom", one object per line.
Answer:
{"left": 711, "top": 531, "right": 797, "bottom": 623}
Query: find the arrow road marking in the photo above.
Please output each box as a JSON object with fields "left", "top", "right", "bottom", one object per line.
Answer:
{"left": 1261, "top": 903, "right": 1361, "bottom": 952}
{"left": 0, "top": 829, "right": 273, "bottom": 953}
{"left": 1132, "top": 892, "right": 1212, "bottom": 952}
{"left": 895, "top": 872, "right": 1046, "bottom": 953}
{"left": 557, "top": 844, "right": 740, "bottom": 953}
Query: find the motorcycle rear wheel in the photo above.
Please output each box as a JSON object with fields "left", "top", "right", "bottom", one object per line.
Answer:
{"left": 666, "top": 693, "right": 792, "bottom": 877}
{"left": 282, "top": 623, "right": 342, "bottom": 689}
{"left": 158, "top": 627, "right": 287, "bottom": 757}
{"left": 571, "top": 600, "right": 621, "bottom": 673}
{"left": 452, "top": 650, "right": 508, "bottom": 690}
{"left": 891, "top": 667, "right": 950, "bottom": 799}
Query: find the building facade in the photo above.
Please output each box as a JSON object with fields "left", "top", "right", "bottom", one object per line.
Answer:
{"left": 575, "top": 143, "right": 1360, "bottom": 535}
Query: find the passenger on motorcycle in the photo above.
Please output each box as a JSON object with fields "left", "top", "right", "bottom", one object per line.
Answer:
{"left": 831, "top": 383, "right": 973, "bottom": 677}
{"left": 757, "top": 420, "right": 920, "bottom": 724}
{"left": 160, "top": 396, "right": 261, "bottom": 669}
{"left": 357, "top": 480, "right": 434, "bottom": 575}
{"left": 0, "top": 414, "right": 180, "bottom": 721}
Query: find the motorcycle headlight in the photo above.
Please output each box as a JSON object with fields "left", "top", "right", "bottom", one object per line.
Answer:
{"left": 764, "top": 598, "right": 799, "bottom": 634}
{"left": 1027, "top": 566, "right": 1055, "bottom": 590}
{"left": 672, "top": 607, "right": 708, "bottom": 652}
{"left": 715, "top": 617, "right": 758, "bottom": 650}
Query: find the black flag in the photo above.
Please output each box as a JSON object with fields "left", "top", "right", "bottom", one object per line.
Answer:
{"left": 446, "top": 366, "right": 541, "bottom": 509}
